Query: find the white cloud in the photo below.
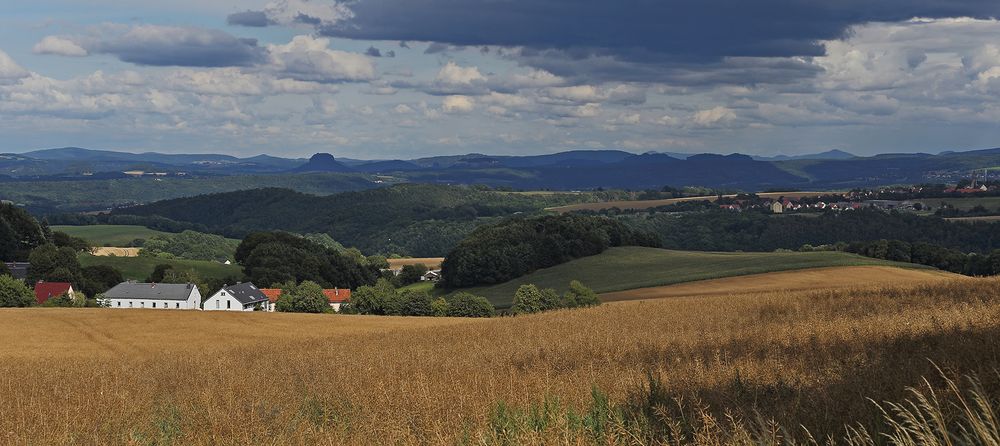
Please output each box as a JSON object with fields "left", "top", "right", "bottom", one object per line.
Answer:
{"left": 442, "top": 95, "right": 475, "bottom": 113}
{"left": 435, "top": 61, "right": 485, "bottom": 85}
{"left": 538, "top": 84, "right": 645, "bottom": 105}
{"left": 257, "top": 0, "right": 353, "bottom": 27}
{"left": 0, "top": 50, "right": 29, "bottom": 84}
{"left": 33, "top": 36, "right": 88, "bottom": 57}
{"left": 692, "top": 106, "right": 737, "bottom": 127}
{"left": 394, "top": 104, "right": 414, "bottom": 114}
{"left": 266, "top": 35, "right": 375, "bottom": 83}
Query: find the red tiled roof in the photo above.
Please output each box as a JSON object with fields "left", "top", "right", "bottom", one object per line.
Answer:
{"left": 323, "top": 288, "right": 351, "bottom": 303}
{"left": 260, "top": 288, "right": 351, "bottom": 303}
{"left": 261, "top": 288, "right": 282, "bottom": 303}
{"left": 34, "top": 282, "right": 72, "bottom": 305}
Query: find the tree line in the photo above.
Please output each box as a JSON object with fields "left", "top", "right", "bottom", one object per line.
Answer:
{"left": 440, "top": 214, "right": 661, "bottom": 288}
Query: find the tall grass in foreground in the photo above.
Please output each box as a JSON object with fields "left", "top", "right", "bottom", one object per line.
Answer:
{"left": 2, "top": 277, "right": 1000, "bottom": 444}
{"left": 481, "top": 370, "right": 1000, "bottom": 445}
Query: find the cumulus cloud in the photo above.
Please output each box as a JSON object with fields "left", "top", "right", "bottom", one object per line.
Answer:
{"left": 0, "top": 50, "right": 29, "bottom": 84}
{"left": 692, "top": 106, "right": 738, "bottom": 127}
{"left": 442, "top": 95, "right": 475, "bottom": 113}
{"left": 230, "top": 0, "right": 1000, "bottom": 85}
{"left": 228, "top": 0, "right": 353, "bottom": 28}
{"left": 266, "top": 35, "right": 375, "bottom": 82}
{"left": 435, "top": 62, "right": 486, "bottom": 85}
{"left": 33, "top": 36, "right": 88, "bottom": 57}
{"left": 538, "top": 84, "right": 645, "bottom": 105}
{"left": 54, "top": 25, "right": 267, "bottom": 67}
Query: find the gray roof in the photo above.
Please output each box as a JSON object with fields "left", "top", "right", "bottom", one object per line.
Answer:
{"left": 222, "top": 282, "right": 268, "bottom": 305}
{"left": 4, "top": 262, "right": 29, "bottom": 281}
{"left": 104, "top": 282, "right": 197, "bottom": 301}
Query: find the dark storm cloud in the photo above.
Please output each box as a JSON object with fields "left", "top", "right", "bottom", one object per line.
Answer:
{"left": 94, "top": 25, "right": 267, "bottom": 67}
{"left": 227, "top": 10, "right": 272, "bottom": 27}
{"left": 229, "top": 0, "right": 1000, "bottom": 82}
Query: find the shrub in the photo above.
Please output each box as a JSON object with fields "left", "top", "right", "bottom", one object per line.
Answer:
{"left": 0, "top": 275, "right": 34, "bottom": 307}
{"left": 446, "top": 292, "right": 495, "bottom": 318}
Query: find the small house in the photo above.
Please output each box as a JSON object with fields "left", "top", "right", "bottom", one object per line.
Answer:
{"left": 203, "top": 282, "right": 269, "bottom": 311}
{"left": 5, "top": 262, "right": 30, "bottom": 281}
{"left": 770, "top": 201, "right": 784, "bottom": 214}
{"left": 261, "top": 287, "right": 352, "bottom": 312}
{"left": 103, "top": 282, "right": 202, "bottom": 310}
{"left": 34, "top": 281, "right": 74, "bottom": 305}
{"left": 421, "top": 270, "right": 442, "bottom": 282}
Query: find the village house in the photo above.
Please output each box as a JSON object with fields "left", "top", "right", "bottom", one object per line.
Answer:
{"left": 261, "top": 287, "right": 352, "bottom": 312}
{"left": 103, "top": 282, "right": 202, "bottom": 310}
{"left": 421, "top": 270, "right": 442, "bottom": 282}
{"left": 203, "top": 282, "right": 269, "bottom": 311}
{"left": 5, "top": 262, "right": 30, "bottom": 281}
{"left": 34, "top": 281, "right": 74, "bottom": 305}
{"left": 770, "top": 201, "right": 784, "bottom": 214}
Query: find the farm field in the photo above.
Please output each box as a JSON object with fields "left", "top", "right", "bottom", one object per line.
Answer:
{"left": 461, "top": 246, "right": 928, "bottom": 305}
{"left": 2, "top": 278, "right": 1000, "bottom": 444}
{"left": 547, "top": 191, "right": 835, "bottom": 213}
{"left": 52, "top": 225, "right": 174, "bottom": 247}
{"left": 946, "top": 215, "right": 1000, "bottom": 222}
{"left": 930, "top": 196, "right": 1000, "bottom": 211}
{"left": 78, "top": 253, "right": 243, "bottom": 281}
{"left": 387, "top": 257, "right": 444, "bottom": 270}
{"left": 600, "top": 265, "right": 961, "bottom": 302}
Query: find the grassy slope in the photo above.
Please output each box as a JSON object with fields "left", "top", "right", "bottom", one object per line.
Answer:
{"left": 78, "top": 253, "right": 243, "bottom": 281}
{"left": 462, "top": 246, "right": 930, "bottom": 305}
{"left": 52, "top": 225, "right": 172, "bottom": 246}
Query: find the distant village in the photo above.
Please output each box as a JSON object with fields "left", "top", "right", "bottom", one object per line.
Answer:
{"left": 17, "top": 261, "right": 443, "bottom": 312}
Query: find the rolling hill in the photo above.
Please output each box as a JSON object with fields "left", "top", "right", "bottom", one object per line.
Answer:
{"left": 459, "top": 246, "right": 931, "bottom": 305}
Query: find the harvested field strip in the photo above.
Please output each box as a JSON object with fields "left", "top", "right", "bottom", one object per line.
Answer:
{"left": 600, "top": 265, "right": 962, "bottom": 302}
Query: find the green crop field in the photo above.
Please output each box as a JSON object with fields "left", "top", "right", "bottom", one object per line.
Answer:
{"left": 928, "top": 196, "right": 1000, "bottom": 211}
{"left": 52, "top": 225, "right": 174, "bottom": 246}
{"left": 78, "top": 253, "right": 243, "bottom": 282}
{"left": 461, "top": 246, "right": 929, "bottom": 306}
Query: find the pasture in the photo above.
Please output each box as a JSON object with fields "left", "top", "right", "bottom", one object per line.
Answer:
{"left": 460, "top": 246, "right": 928, "bottom": 305}
{"left": 78, "top": 253, "right": 243, "bottom": 281}
{"left": 547, "top": 191, "right": 835, "bottom": 213}
{"left": 51, "top": 225, "right": 174, "bottom": 247}
{"left": 2, "top": 277, "right": 1000, "bottom": 444}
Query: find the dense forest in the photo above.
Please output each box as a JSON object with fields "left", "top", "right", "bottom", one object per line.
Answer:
{"left": 440, "top": 214, "right": 660, "bottom": 288}
{"left": 1, "top": 173, "right": 377, "bottom": 214}
{"left": 235, "top": 232, "right": 384, "bottom": 289}
{"left": 621, "top": 209, "right": 1000, "bottom": 254}
{"left": 0, "top": 203, "right": 48, "bottom": 261}
{"left": 99, "top": 185, "right": 604, "bottom": 256}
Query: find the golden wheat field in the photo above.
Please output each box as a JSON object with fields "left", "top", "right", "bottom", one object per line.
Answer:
{"left": 2, "top": 276, "right": 1000, "bottom": 445}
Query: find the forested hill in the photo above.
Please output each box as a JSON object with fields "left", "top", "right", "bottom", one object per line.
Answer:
{"left": 108, "top": 185, "right": 598, "bottom": 256}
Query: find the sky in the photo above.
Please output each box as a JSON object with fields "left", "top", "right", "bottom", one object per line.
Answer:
{"left": 3, "top": 1, "right": 1000, "bottom": 159}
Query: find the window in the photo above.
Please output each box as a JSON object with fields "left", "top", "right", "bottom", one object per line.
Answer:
{"left": 215, "top": 300, "right": 219, "bottom": 309}
{"left": 129, "top": 302, "right": 132, "bottom": 308}
{"left": 226, "top": 300, "right": 231, "bottom": 309}
{"left": 176, "top": 303, "right": 180, "bottom": 309}
{"left": 117, "top": 302, "right": 121, "bottom": 307}
{"left": 141, "top": 302, "right": 145, "bottom": 308}
{"left": 152, "top": 302, "right": 156, "bottom": 308}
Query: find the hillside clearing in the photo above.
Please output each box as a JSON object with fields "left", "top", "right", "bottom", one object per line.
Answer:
{"left": 600, "top": 265, "right": 962, "bottom": 302}
{"left": 387, "top": 257, "right": 444, "bottom": 270}
{"left": 90, "top": 247, "right": 141, "bottom": 257}
{"left": 1, "top": 278, "right": 999, "bottom": 444}
{"left": 546, "top": 191, "right": 836, "bottom": 213}
{"left": 460, "top": 246, "right": 929, "bottom": 305}
{"left": 78, "top": 253, "right": 242, "bottom": 281}
{"left": 52, "top": 225, "right": 173, "bottom": 246}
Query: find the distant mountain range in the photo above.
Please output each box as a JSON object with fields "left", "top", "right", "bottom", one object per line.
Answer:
{"left": 2, "top": 146, "right": 999, "bottom": 191}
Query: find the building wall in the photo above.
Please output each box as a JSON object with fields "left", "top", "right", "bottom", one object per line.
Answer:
{"left": 202, "top": 289, "right": 260, "bottom": 311}
{"left": 106, "top": 287, "right": 201, "bottom": 310}
{"left": 107, "top": 298, "right": 196, "bottom": 310}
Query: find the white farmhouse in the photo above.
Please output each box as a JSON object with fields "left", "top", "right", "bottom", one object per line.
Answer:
{"left": 103, "top": 282, "right": 202, "bottom": 310}
{"left": 203, "top": 282, "right": 269, "bottom": 311}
